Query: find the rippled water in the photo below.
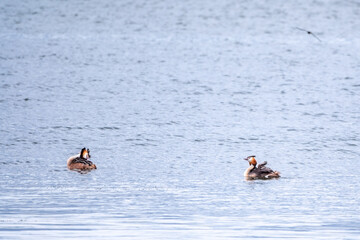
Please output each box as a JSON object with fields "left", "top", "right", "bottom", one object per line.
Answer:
{"left": 1, "top": 0, "right": 360, "bottom": 239}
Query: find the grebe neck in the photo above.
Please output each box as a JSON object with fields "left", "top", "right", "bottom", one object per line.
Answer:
{"left": 243, "top": 165, "right": 255, "bottom": 177}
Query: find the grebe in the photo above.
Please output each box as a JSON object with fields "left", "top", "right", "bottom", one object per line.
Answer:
{"left": 67, "top": 148, "right": 97, "bottom": 171}
{"left": 243, "top": 156, "right": 280, "bottom": 179}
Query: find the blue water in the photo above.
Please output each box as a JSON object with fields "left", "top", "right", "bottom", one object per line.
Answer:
{"left": 1, "top": 0, "right": 360, "bottom": 239}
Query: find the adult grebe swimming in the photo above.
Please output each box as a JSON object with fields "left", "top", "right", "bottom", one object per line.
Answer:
{"left": 67, "top": 148, "right": 97, "bottom": 171}
{"left": 243, "top": 156, "right": 280, "bottom": 179}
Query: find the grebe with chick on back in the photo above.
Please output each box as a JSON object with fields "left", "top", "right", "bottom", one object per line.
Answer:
{"left": 243, "top": 155, "right": 280, "bottom": 179}
{"left": 67, "top": 148, "right": 97, "bottom": 171}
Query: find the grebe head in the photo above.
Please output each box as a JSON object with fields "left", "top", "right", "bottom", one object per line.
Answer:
{"left": 80, "top": 148, "right": 91, "bottom": 159}
{"left": 244, "top": 155, "right": 257, "bottom": 166}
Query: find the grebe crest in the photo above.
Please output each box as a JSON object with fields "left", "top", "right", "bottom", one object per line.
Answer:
{"left": 80, "top": 148, "right": 91, "bottom": 159}
{"left": 244, "top": 155, "right": 257, "bottom": 166}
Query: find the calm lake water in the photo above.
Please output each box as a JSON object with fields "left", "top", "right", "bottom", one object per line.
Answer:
{"left": 1, "top": 0, "right": 360, "bottom": 239}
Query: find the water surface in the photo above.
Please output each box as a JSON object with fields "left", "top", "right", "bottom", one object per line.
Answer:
{"left": 1, "top": 0, "right": 360, "bottom": 239}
